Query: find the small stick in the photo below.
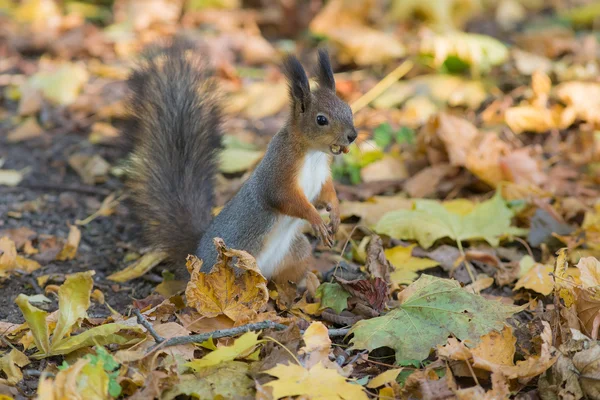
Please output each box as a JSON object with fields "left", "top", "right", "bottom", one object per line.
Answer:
{"left": 326, "top": 328, "right": 351, "bottom": 338}
{"left": 145, "top": 321, "right": 349, "bottom": 353}
{"left": 148, "top": 321, "right": 288, "bottom": 352}
{"left": 133, "top": 309, "right": 165, "bottom": 344}
{"left": 350, "top": 60, "right": 414, "bottom": 114}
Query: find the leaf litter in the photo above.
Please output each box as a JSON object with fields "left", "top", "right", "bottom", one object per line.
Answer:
{"left": 0, "top": 0, "right": 600, "bottom": 399}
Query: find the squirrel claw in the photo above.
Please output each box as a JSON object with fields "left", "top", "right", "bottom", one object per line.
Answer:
{"left": 312, "top": 221, "right": 333, "bottom": 248}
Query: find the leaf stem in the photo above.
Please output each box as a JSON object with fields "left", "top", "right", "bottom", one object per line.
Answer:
{"left": 456, "top": 240, "right": 477, "bottom": 288}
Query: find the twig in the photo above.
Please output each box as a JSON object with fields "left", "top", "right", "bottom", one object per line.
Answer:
{"left": 133, "top": 309, "right": 165, "bottom": 344}
{"left": 350, "top": 60, "right": 414, "bottom": 114}
{"left": 148, "top": 321, "right": 288, "bottom": 352}
{"left": 326, "top": 328, "right": 351, "bottom": 338}
{"left": 144, "top": 321, "right": 350, "bottom": 354}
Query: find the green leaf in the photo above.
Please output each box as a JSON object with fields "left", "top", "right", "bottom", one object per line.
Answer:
{"left": 315, "top": 283, "right": 351, "bottom": 314}
{"left": 51, "top": 271, "right": 94, "bottom": 349}
{"left": 350, "top": 275, "right": 523, "bottom": 362}
{"left": 85, "top": 347, "right": 121, "bottom": 398}
{"left": 15, "top": 294, "right": 50, "bottom": 355}
{"left": 395, "top": 126, "right": 415, "bottom": 145}
{"left": 375, "top": 191, "right": 527, "bottom": 249}
{"left": 35, "top": 323, "right": 143, "bottom": 358}
{"left": 373, "top": 123, "right": 394, "bottom": 148}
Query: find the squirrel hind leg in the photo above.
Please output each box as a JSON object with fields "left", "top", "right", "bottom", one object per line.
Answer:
{"left": 271, "top": 234, "right": 311, "bottom": 288}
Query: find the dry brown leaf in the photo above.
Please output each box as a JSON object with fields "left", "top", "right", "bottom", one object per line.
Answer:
{"left": 499, "top": 148, "right": 546, "bottom": 187}
{"left": 556, "top": 81, "right": 600, "bottom": 127}
{"left": 339, "top": 195, "right": 412, "bottom": 227}
{"left": 7, "top": 117, "right": 43, "bottom": 143}
{"left": 573, "top": 344, "right": 600, "bottom": 399}
{"left": 68, "top": 153, "right": 110, "bottom": 185}
{"left": 185, "top": 238, "right": 268, "bottom": 323}
{"left": 436, "top": 113, "right": 480, "bottom": 166}
{"left": 404, "top": 164, "right": 459, "bottom": 198}
{"left": 360, "top": 156, "right": 407, "bottom": 183}
{"left": 309, "top": 0, "right": 404, "bottom": 66}
{"left": 473, "top": 321, "right": 556, "bottom": 380}
{"left": 465, "top": 133, "right": 510, "bottom": 187}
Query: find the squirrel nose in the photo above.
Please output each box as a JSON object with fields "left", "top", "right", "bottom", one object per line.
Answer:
{"left": 347, "top": 129, "right": 357, "bottom": 143}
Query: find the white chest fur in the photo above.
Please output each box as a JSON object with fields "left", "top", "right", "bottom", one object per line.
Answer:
{"left": 256, "top": 151, "right": 331, "bottom": 278}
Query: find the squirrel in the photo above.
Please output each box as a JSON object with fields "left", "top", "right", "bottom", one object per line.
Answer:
{"left": 124, "top": 39, "right": 357, "bottom": 284}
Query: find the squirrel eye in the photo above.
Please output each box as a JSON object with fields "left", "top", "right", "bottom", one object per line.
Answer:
{"left": 316, "top": 115, "right": 328, "bottom": 126}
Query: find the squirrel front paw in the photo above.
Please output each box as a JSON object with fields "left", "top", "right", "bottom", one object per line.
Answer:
{"left": 312, "top": 220, "right": 333, "bottom": 248}
{"left": 325, "top": 203, "right": 340, "bottom": 235}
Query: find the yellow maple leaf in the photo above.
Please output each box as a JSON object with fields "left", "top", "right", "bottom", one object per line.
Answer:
{"left": 264, "top": 362, "right": 368, "bottom": 400}
{"left": 366, "top": 368, "right": 402, "bottom": 389}
{"left": 186, "top": 331, "right": 261, "bottom": 370}
{"left": 185, "top": 238, "right": 268, "bottom": 322}
{"left": 385, "top": 244, "right": 439, "bottom": 285}
{"left": 514, "top": 257, "right": 554, "bottom": 296}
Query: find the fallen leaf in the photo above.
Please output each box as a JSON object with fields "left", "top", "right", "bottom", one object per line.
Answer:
{"left": 51, "top": 271, "right": 93, "bottom": 349}
{"left": 300, "top": 322, "right": 334, "bottom": 369}
{"left": 390, "top": 0, "right": 481, "bottom": 30}
{"left": 573, "top": 344, "right": 600, "bottom": 399}
{"left": 227, "top": 81, "right": 288, "bottom": 119}
{"left": 315, "top": 283, "right": 350, "bottom": 314}
{"left": 350, "top": 275, "right": 523, "bottom": 362}
{"left": 376, "top": 191, "right": 527, "bottom": 249}
{"left": 0, "top": 349, "right": 30, "bottom": 385}
{"left": 339, "top": 195, "right": 412, "bottom": 227}
{"left": 14, "top": 294, "right": 50, "bottom": 355}
{"left": 36, "top": 357, "right": 111, "bottom": 400}
{"left": 6, "top": 117, "right": 43, "bottom": 143}
{"left": 473, "top": 321, "right": 556, "bottom": 380}
{"left": 186, "top": 331, "right": 261, "bottom": 370}
{"left": 264, "top": 362, "right": 368, "bottom": 400}
{"left": 162, "top": 361, "right": 254, "bottom": 400}
{"left": 577, "top": 257, "right": 600, "bottom": 290}
{"left": 366, "top": 368, "right": 402, "bottom": 389}
{"left": 68, "top": 153, "right": 110, "bottom": 185}
{"left": 334, "top": 277, "right": 388, "bottom": 312}
{"left": 107, "top": 250, "right": 168, "bottom": 283}
{"left": 420, "top": 31, "right": 508, "bottom": 75}
{"left": 185, "top": 238, "right": 268, "bottom": 322}
{"left": 55, "top": 225, "right": 81, "bottom": 261}
{"left": 385, "top": 244, "right": 439, "bottom": 285}
{"left": 514, "top": 261, "right": 554, "bottom": 296}
{"left": 0, "top": 170, "right": 25, "bottom": 186}
{"left": 28, "top": 62, "right": 88, "bottom": 106}
{"left": 435, "top": 113, "right": 480, "bottom": 167}
{"left": 360, "top": 156, "right": 407, "bottom": 183}
{"left": 219, "top": 148, "right": 263, "bottom": 174}
{"left": 309, "top": 0, "right": 404, "bottom": 66}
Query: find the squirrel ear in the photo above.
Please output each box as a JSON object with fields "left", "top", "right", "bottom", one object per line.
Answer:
{"left": 283, "top": 55, "right": 310, "bottom": 113}
{"left": 316, "top": 49, "right": 335, "bottom": 91}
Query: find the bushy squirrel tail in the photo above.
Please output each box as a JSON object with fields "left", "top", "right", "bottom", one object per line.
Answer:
{"left": 124, "top": 38, "right": 222, "bottom": 264}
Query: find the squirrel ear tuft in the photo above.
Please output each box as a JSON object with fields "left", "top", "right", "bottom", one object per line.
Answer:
{"left": 283, "top": 55, "right": 310, "bottom": 113}
{"left": 316, "top": 49, "right": 335, "bottom": 91}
